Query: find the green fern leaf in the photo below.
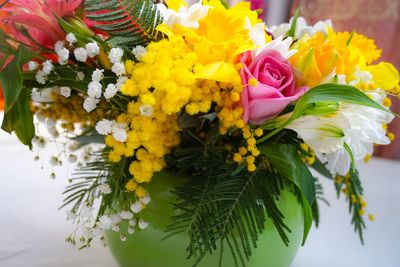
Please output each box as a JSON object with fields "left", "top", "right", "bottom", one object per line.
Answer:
{"left": 85, "top": 0, "right": 165, "bottom": 48}
{"left": 165, "top": 145, "right": 292, "bottom": 267}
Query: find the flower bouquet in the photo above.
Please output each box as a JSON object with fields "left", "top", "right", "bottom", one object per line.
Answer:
{"left": 1, "top": 0, "right": 399, "bottom": 266}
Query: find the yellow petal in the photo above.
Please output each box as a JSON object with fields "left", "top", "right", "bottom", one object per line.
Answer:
{"left": 196, "top": 61, "right": 241, "bottom": 84}
{"left": 366, "top": 62, "right": 399, "bottom": 90}
{"left": 156, "top": 24, "right": 175, "bottom": 37}
{"left": 165, "top": 0, "right": 186, "bottom": 11}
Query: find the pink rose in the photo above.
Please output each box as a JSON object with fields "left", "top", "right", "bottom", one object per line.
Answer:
{"left": 240, "top": 49, "right": 307, "bottom": 125}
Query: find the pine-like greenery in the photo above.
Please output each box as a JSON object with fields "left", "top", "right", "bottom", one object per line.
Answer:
{"left": 166, "top": 145, "right": 291, "bottom": 267}
{"left": 85, "top": 0, "right": 165, "bottom": 48}
{"left": 165, "top": 121, "right": 316, "bottom": 267}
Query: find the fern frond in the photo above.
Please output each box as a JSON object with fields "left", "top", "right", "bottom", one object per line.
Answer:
{"left": 166, "top": 146, "right": 291, "bottom": 267}
{"left": 85, "top": 0, "right": 165, "bottom": 48}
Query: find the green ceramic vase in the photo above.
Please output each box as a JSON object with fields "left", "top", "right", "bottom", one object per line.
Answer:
{"left": 106, "top": 172, "right": 304, "bottom": 267}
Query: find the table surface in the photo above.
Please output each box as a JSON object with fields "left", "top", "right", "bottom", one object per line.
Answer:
{"left": 1, "top": 123, "right": 399, "bottom": 267}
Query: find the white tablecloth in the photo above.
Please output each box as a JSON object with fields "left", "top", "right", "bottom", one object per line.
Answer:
{"left": 1, "top": 124, "right": 399, "bottom": 267}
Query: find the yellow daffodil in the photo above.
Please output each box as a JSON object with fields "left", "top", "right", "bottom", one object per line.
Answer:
{"left": 157, "top": 0, "right": 259, "bottom": 84}
{"left": 290, "top": 32, "right": 340, "bottom": 87}
{"left": 366, "top": 62, "right": 399, "bottom": 91}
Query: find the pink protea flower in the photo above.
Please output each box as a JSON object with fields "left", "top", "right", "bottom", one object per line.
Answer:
{"left": 2, "top": 0, "right": 83, "bottom": 48}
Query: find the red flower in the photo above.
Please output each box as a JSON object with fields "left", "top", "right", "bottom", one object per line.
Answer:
{"left": 2, "top": 0, "right": 83, "bottom": 48}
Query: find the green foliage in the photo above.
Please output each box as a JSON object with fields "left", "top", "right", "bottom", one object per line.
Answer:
{"left": 334, "top": 169, "right": 366, "bottom": 243}
{"left": 62, "top": 150, "right": 128, "bottom": 211}
{"left": 0, "top": 45, "right": 34, "bottom": 111}
{"left": 286, "top": 9, "right": 300, "bottom": 37}
{"left": 258, "top": 83, "right": 390, "bottom": 143}
{"left": 56, "top": 15, "right": 100, "bottom": 45}
{"left": 161, "top": 119, "right": 326, "bottom": 267}
{"left": 85, "top": 0, "right": 165, "bottom": 48}
{"left": 310, "top": 157, "right": 334, "bottom": 180}
{"left": 1, "top": 88, "right": 35, "bottom": 148}
{"left": 166, "top": 144, "right": 292, "bottom": 267}
{"left": 259, "top": 143, "right": 315, "bottom": 245}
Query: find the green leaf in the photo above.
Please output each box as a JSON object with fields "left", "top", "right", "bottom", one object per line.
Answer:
{"left": 85, "top": 0, "right": 165, "bottom": 48}
{"left": 299, "top": 193, "right": 313, "bottom": 245}
{"left": 0, "top": 45, "right": 34, "bottom": 111}
{"left": 259, "top": 143, "right": 315, "bottom": 244}
{"left": 310, "top": 158, "right": 333, "bottom": 179}
{"left": 56, "top": 15, "right": 99, "bottom": 45}
{"left": 258, "top": 83, "right": 390, "bottom": 143}
{"left": 1, "top": 88, "right": 35, "bottom": 148}
{"left": 166, "top": 144, "right": 291, "bottom": 267}
{"left": 259, "top": 143, "right": 315, "bottom": 205}
{"left": 287, "top": 9, "right": 300, "bottom": 37}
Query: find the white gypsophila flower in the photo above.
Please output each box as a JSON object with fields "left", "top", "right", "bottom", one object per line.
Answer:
{"left": 66, "top": 32, "right": 77, "bottom": 45}
{"left": 74, "top": 47, "right": 88, "bottom": 62}
{"left": 49, "top": 156, "right": 59, "bottom": 166}
{"left": 104, "top": 83, "right": 118, "bottom": 99}
{"left": 77, "top": 71, "right": 85, "bottom": 81}
{"left": 158, "top": 2, "right": 210, "bottom": 29}
{"left": 119, "top": 211, "right": 134, "bottom": 220}
{"left": 95, "top": 119, "right": 113, "bottom": 135}
{"left": 32, "top": 136, "right": 46, "bottom": 148}
{"left": 60, "top": 86, "right": 71, "bottom": 98}
{"left": 131, "top": 45, "right": 147, "bottom": 61}
{"left": 91, "top": 68, "right": 104, "bottom": 82}
{"left": 139, "top": 104, "right": 154, "bottom": 118}
{"left": 83, "top": 97, "right": 100, "bottom": 112}
{"left": 85, "top": 42, "right": 100, "bottom": 58}
{"left": 66, "top": 210, "right": 77, "bottom": 220}
{"left": 98, "top": 215, "right": 113, "bottom": 230}
{"left": 42, "top": 60, "right": 54, "bottom": 75}
{"left": 112, "top": 122, "right": 128, "bottom": 142}
{"left": 130, "top": 201, "right": 143, "bottom": 213}
{"left": 68, "top": 154, "right": 78, "bottom": 163}
{"left": 111, "top": 62, "right": 126, "bottom": 76}
{"left": 28, "top": 61, "right": 39, "bottom": 71}
{"left": 87, "top": 81, "right": 102, "bottom": 98}
{"left": 138, "top": 219, "right": 149, "bottom": 230}
{"left": 80, "top": 205, "right": 93, "bottom": 218}
{"left": 55, "top": 40, "right": 64, "bottom": 53}
{"left": 31, "top": 87, "right": 58, "bottom": 102}
{"left": 35, "top": 70, "right": 47, "bottom": 84}
{"left": 262, "top": 36, "right": 297, "bottom": 59}
{"left": 116, "top": 76, "right": 128, "bottom": 91}
{"left": 108, "top": 47, "right": 124, "bottom": 64}
{"left": 120, "top": 234, "right": 127, "bottom": 241}
{"left": 111, "top": 214, "right": 122, "bottom": 224}
{"left": 99, "top": 183, "right": 112, "bottom": 194}
{"left": 128, "top": 227, "right": 135, "bottom": 235}
{"left": 91, "top": 228, "right": 105, "bottom": 238}
{"left": 47, "top": 121, "right": 59, "bottom": 137}
{"left": 129, "top": 219, "right": 137, "bottom": 227}
{"left": 82, "top": 227, "right": 93, "bottom": 240}
{"left": 57, "top": 48, "right": 70, "bottom": 65}
{"left": 139, "top": 194, "right": 151, "bottom": 205}
{"left": 111, "top": 224, "right": 120, "bottom": 232}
